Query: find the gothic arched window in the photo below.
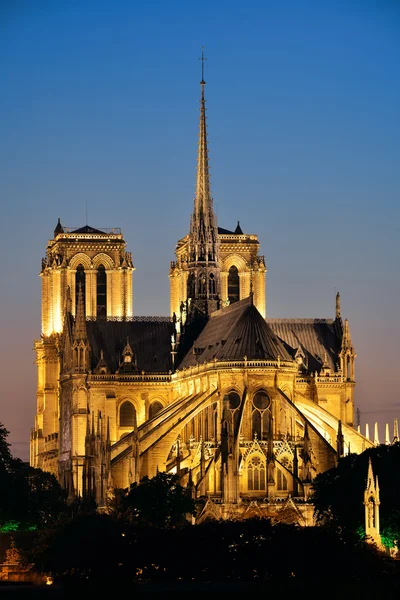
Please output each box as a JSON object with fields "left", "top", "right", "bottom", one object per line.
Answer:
{"left": 277, "top": 469, "right": 288, "bottom": 491}
{"left": 119, "top": 401, "right": 136, "bottom": 427}
{"left": 227, "top": 391, "right": 241, "bottom": 437}
{"left": 251, "top": 390, "right": 271, "bottom": 441}
{"left": 228, "top": 266, "right": 239, "bottom": 305}
{"left": 209, "top": 273, "right": 216, "bottom": 295}
{"left": 75, "top": 264, "right": 85, "bottom": 313}
{"left": 149, "top": 401, "right": 163, "bottom": 419}
{"left": 97, "top": 264, "right": 107, "bottom": 318}
{"left": 247, "top": 455, "right": 266, "bottom": 491}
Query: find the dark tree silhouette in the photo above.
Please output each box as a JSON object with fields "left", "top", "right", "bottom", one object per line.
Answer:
{"left": 120, "top": 471, "right": 196, "bottom": 528}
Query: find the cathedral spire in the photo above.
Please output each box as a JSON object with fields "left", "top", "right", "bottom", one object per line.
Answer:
{"left": 185, "top": 48, "right": 220, "bottom": 322}
{"left": 193, "top": 46, "right": 213, "bottom": 228}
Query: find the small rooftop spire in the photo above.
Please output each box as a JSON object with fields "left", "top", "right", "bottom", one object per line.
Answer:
{"left": 199, "top": 45, "right": 207, "bottom": 84}
{"left": 336, "top": 291, "right": 341, "bottom": 319}
{"left": 54, "top": 217, "right": 64, "bottom": 237}
{"left": 393, "top": 417, "right": 399, "bottom": 443}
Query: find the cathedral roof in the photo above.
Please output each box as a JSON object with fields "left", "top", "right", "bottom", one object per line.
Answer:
{"left": 268, "top": 318, "right": 342, "bottom": 373}
{"left": 86, "top": 319, "right": 174, "bottom": 374}
{"left": 70, "top": 225, "right": 107, "bottom": 234}
{"left": 179, "top": 297, "right": 293, "bottom": 368}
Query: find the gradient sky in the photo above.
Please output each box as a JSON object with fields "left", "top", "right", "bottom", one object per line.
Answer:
{"left": 1, "top": 0, "right": 399, "bottom": 461}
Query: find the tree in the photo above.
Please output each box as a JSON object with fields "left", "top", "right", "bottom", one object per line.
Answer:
{"left": 120, "top": 472, "right": 196, "bottom": 528}
{"left": 0, "top": 421, "right": 68, "bottom": 530}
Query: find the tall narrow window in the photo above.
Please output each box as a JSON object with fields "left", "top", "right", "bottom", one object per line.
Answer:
{"left": 75, "top": 264, "right": 85, "bottom": 313}
{"left": 247, "top": 456, "right": 266, "bottom": 491}
{"left": 228, "top": 266, "right": 239, "bottom": 304}
{"left": 228, "top": 391, "right": 241, "bottom": 437}
{"left": 209, "top": 273, "right": 216, "bottom": 296}
{"left": 251, "top": 390, "right": 271, "bottom": 441}
{"left": 120, "top": 401, "right": 135, "bottom": 427}
{"left": 97, "top": 264, "right": 107, "bottom": 318}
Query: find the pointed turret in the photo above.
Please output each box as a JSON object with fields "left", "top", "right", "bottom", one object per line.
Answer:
{"left": 335, "top": 291, "right": 341, "bottom": 320}
{"left": 340, "top": 318, "right": 356, "bottom": 381}
{"left": 186, "top": 48, "right": 220, "bottom": 322}
{"left": 393, "top": 418, "right": 399, "bottom": 443}
{"left": 234, "top": 221, "right": 243, "bottom": 234}
{"left": 54, "top": 217, "right": 64, "bottom": 237}
{"left": 374, "top": 422, "right": 380, "bottom": 446}
{"left": 364, "top": 458, "right": 382, "bottom": 547}
{"left": 336, "top": 420, "right": 344, "bottom": 457}
{"left": 385, "top": 423, "right": 390, "bottom": 445}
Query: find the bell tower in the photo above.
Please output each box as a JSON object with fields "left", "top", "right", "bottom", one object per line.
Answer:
{"left": 31, "top": 221, "right": 134, "bottom": 473}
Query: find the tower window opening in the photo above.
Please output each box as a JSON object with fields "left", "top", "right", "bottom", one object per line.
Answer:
{"left": 75, "top": 264, "right": 85, "bottom": 313}
{"left": 97, "top": 264, "right": 107, "bottom": 318}
{"left": 228, "top": 266, "right": 239, "bottom": 304}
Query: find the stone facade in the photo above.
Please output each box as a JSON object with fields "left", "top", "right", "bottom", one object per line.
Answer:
{"left": 30, "top": 74, "right": 372, "bottom": 523}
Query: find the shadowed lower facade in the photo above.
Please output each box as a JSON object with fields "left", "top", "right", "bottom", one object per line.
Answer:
{"left": 30, "top": 66, "right": 372, "bottom": 525}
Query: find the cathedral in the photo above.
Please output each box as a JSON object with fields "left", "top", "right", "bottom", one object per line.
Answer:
{"left": 30, "top": 62, "right": 373, "bottom": 525}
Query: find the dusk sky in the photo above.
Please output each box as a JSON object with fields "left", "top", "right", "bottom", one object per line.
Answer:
{"left": 1, "top": 1, "right": 399, "bottom": 461}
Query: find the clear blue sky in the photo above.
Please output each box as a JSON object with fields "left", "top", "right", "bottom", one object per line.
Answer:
{"left": 0, "top": 0, "right": 399, "bottom": 460}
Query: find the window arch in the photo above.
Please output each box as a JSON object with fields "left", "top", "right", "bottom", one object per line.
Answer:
{"left": 227, "top": 390, "right": 241, "bottom": 436}
{"left": 209, "top": 273, "right": 216, "bottom": 296}
{"left": 75, "top": 264, "right": 85, "bottom": 312}
{"left": 97, "top": 264, "right": 107, "bottom": 318}
{"left": 247, "top": 455, "right": 266, "bottom": 491}
{"left": 228, "top": 265, "right": 239, "bottom": 304}
{"left": 251, "top": 390, "right": 271, "bottom": 441}
{"left": 149, "top": 401, "right": 163, "bottom": 419}
{"left": 277, "top": 469, "right": 288, "bottom": 491}
{"left": 119, "top": 401, "right": 136, "bottom": 427}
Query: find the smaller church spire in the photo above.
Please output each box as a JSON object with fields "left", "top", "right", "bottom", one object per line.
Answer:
{"left": 336, "top": 419, "right": 344, "bottom": 458}
{"left": 393, "top": 418, "right": 399, "bottom": 443}
{"left": 54, "top": 217, "right": 64, "bottom": 237}
{"left": 335, "top": 291, "right": 341, "bottom": 319}
{"left": 373, "top": 422, "right": 380, "bottom": 446}
{"left": 364, "top": 458, "right": 382, "bottom": 548}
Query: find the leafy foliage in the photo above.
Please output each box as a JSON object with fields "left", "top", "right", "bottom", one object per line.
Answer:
{"left": 0, "top": 421, "right": 68, "bottom": 530}
{"left": 25, "top": 516, "right": 400, "bottom": 592}
{"left": 118, "top": 472, "right": 196, "bottom": 528}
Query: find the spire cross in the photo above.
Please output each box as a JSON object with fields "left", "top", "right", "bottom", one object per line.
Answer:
{"left": 199, "top": 46, "right": 207, "bottom": 84}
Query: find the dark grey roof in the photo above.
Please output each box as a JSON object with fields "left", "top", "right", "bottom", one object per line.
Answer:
{"left": 71, "top": 225, "right": 106, "bottom": 234}
{"left": 86, "top": 319, "right": 174, "bottom": 373}
{"left": 268, "top": 318, "right": 342, "bottom": 373}
{"left": 218, "top": 226, "right": 235, "bottom": 234}
{"left": 179, "top": 297, "right": 293, "bottom": 368}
